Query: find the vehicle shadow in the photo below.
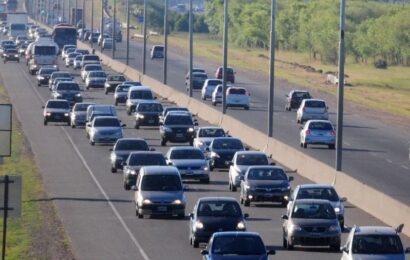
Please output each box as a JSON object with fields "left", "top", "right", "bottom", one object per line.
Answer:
{"left": 343, "top": 124, "right": 377, "bottom": 130}
{"left": 246, "top": 217, "right": 272, "bottom": 222}
{"left": 25, "top": 197, "right": 133, "bottom": 203}
{"left": 250, "top": 203, "right": 287, "bottom": 209}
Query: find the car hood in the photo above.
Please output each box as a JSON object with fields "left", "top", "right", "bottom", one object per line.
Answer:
{"left": 197, "top": 216, "right": 243, "bottom": 227}
{"left": 208, "top": 255, "right": 267, "bottom": 260}
{"left": 246, "top": 179, "right": 289, "bottom": 188}
{"left": 197, "top": 137, "right": 214, "bottom": 144}
{"left": 170, "top": 159, "right": 207, "bottom": 167}
{"left": 351, "top": 255, "right": 405, "bottom": 260}
{"left": 106, "top": 80, "right": 123, "bottom": 85}
{"left": 291, "top": 218, "right": 338, "bottom": 227}
{"left": 140, "top": 191, "right": 184, "bottom": 202}
{"left": 93, "top": 126, "right": 122, "bottom": 132}
{"left": 45, "top": 108, "right": 70, "bottom": 113}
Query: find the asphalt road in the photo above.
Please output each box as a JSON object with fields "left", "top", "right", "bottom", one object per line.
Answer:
{"left": 1, "top": 37, "right": 409, "bottom": 259}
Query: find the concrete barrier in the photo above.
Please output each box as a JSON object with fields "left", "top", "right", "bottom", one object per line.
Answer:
{"left": 30, "top": 18, "right": 410, "bottom": 236}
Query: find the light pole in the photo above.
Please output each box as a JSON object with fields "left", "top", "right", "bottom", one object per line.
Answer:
{"left": 74, "top": 0, "right": 78, "bottom": 27}
{"left": 222, "top": 0, "right": 228, "bottom": 114}
{"left": 142, "top": 0, "right": 147, "bottom": 74}
{"left": 268, "top": 0, "right": 276, "bottom": 137}
{"left": 82, "top": 0, "right": 85, "bottom": 29}
{"left": 112, "top": 0, "right": 116, "bottom": 58}
{"left": 100, "top": 0, "right": 104, "bottom": 52}
{"left": 126, "top": 0, "right": 130, "bottom": 65}
{"left": 336, "top": 0, "right": 346, "bottom": 171}
{"left": 163, "top": 0, "right": 168, "bottom": 84}
{"left": 91, "top": 0, "right": 94, "bottom": 48}
{"left": 188, "top": 0, "right": 193, "bottom": 97}
{"left": 62, "top": 0, "right": 64, "bottom": 23}
{"left": 68, "top": 0, "right": 71, "bottom": 24}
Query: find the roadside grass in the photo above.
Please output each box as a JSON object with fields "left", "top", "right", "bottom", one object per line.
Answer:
{"left": 0, "top": 87, "right": 72, "bottom": 259}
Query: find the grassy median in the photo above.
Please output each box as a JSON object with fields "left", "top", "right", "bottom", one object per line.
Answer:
{"left": 0, "top": 87, "right": 73, "bottom": 259}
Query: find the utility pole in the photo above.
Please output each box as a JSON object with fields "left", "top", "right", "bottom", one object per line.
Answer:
{"left": 68, "top": 0, "right": 71, "bottom": 24}
{"left": 188, "top": 0, "right": 193, "bottom": 97}
{"left": 142, "top": 0, "right": 147, "bottom": 74}
{"left": 163, "top": 0, "right": 168, "bottom": 84}
{"left": 75, "top": 0, "right": 78, "bottom": 27}
{"left": 100, "top": 0, "right": 104, "bottom": 52}
{"left": 222, "top": 0, "right": 228, "bottom": 114}
{"left": 336, "top": 0, "right": 346, "bottom": 171}
{"left": 112, "top": 0, "right": 116, "bottom": 58}
{"left": 91, "top": 0, "right": 94, "bottom": 48}
{"left": 82, "top": 0, "right": 85, "bottom": 29}
{"left": 126, "top": 0, "right": 130, "bottom": 65}
{"left": 268, "top": 0, "right": 276, "bottom": 137}
{"left": 62, "top": 0, "right": 64, "bottom": 23}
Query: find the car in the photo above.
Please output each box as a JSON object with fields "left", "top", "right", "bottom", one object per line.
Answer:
{"left": 150, "top": 45, "right": 164, "bottom": 59}
{"left": 48, "top": 71, "right": 72, "bottom": 90}
{"left": 126, "top": 86, "right": 156, "bottom": 115}
{"left": 18, "top": 42, "right": 29, "bottom": 56}
{"left": 113, "top": 84, "right": 132, "bottom": 106}
{"left": 86, "top": 116, "right": 125, "bottom": 146}
{"left": 134, "top": 101, "right": 163, "bottom": 129}
{"left": 215, "top": 66, "right": 235, "bottom": 83}
{"left": 122, "top": 152, "right": 167, "bottom": 190}
{"left": 42, "top": 99, "right": 71, "bottom": 126}
{"left": 97, "top": 33, "right": 110, "bottom": 46}
{"left": 159, "top": 106, "right": 190, "bottom": 123}
{"left": 88, "top": 32, "right": 100, "bottom": 43}
{"left": 166, "top": 146, "right": 210, "bottom": 183}
{"left": 201, "top": 232, "right": 275, "bottom": 260}
{"left": 65, "top": 52, "right": 80, "bottom": 67}
{"left": 185, "top": 72, "right": 208, "bottom": 90}
{"left": 211, "top": 84, "right": 223, "bottom": 106}
{"left": 52, "top": 81, "right": 83, "bottom": 105}
{"left": 207, "top": 137, "right": 245, "bottom": 170}
{"left": 109, "top": 138, "right": 151, "bottom": 173}
{"left": 159, "top": 112, "right": 198, "bottom": 146}
{"left": 80, "top": 54, "right": 101, "bottom": 69}
{"left": 86, "top": 105, "right": 117, "bottom": 123}
{"left": 285, "top": 90, "right": 311, "bottom": 111}
{"left": 134, "top": 166, "right": 186, "bottom": 218}
{"left": 70, "top": 102, "right": 95, "bottom": 128}
{"left": 36, "top": 67, "right": 58, "bottom": 86}
{"left": 240, "top": 166, "right": 294, "bottom": 207}
{"left": 300, "top": 120, "right": 336, "bottom": 149}
{"left": 189, "top": 197, "right": 248, "bottom": 248}
{"left": 102, "top": 38, "right": 113, "bottom": 50}
{"left": 73, "top": 55, "right": 84, "bottom": 69}
{"left": 2, "top": 48, "right": 19, "bottom": 63}
{"left": 15, "top": 35, "right": 28, "bottom": 46}
{"left": 287, "top": 184, "right": 347, "bottom": 231}
{"left": 193, "top": 127, "right": 228, "bottom": 153}
{"left": 296, "top": 99, "right": 329, "bottom": 124}
{"left": 50, "top": 77, "right": 73, "bottom": 92}
{"left": 282, "top": 199, "right": 341, "bottom": 251}
{"left": 341, "top": 225, "right": 410, "bottom": 260}
{"left": 201, "top": 79, "right": 222, "bottom": 100}
{"left": 81, "top": 64, "right": 103, "bottom": 81}
{"left": 61, "top": 44, "right": 76, "bottom": 58}
{"left": 228, "top": 151, "right": 272, "bottom": 192}
{"left": 85, "top": 71, "right": 108, "bottom": 89}
{"left": 62, "top": 47, "right": 77, "bottom": 61}
{"left": 226, "top": 87, "right": 250, "bottom": 110}
{"left": 104, "top": 74, "right": 126, "bottom": 94}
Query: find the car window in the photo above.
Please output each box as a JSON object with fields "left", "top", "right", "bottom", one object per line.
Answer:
{"left": 74, "top": 104, "right": 92, "bottom": 112}
{"left": 352, "top": 235, "right": 403, "bottom": 254}
{"left": 128, "top": 154, "right": 166, "bottom": 166}
{"left": 228, "top": 88, "right": 246, "bottom": 95}
{"left": 130, "top": 90, "right": 153, "bottom": 100}
{"left": 309, "top": 122, "right": 333, "bottom": 130}
{"left": 164, "top": 115, "right": 193, "bottom": 125}
{"left": 153, "top": 46, "right": 164, "bottom": 52}
{"left": 198, "top": 128, "right": 225, "bottom": 138}
{"left": 116, "top": 140, "right": 149, "bottom": 151}
{"left": 305, "top": 101, "right": 325, "bottom": 108}
{"left": 236, "top": 154, "right": 268, "bottom": 166}
{"left": 212, "top": 139, "right": 243, "bottom": 150}
{"left": 211, "top": 235, "right": 265, "bottom": 255}
{"left": 137, "top": 103, "right": 163, "bottom": 112}
{"left": 93, "top": 118, "right": 120, "bottom": 127}
{"left": 292, "top": 203, "right": 336, "bottom": 219}
{"left": 140, "top": 175, "right": 182, "bottom": 191}
{"left": 297, "top": 188, "right": 339, "bottom": 202}
{"left": 198, "top": 201, "right": 241, "bottom": 217}
{"left": 247, "top": 168, "right": 287, "bottom": 180}
{"left": 170, "top": 149, "right": 204, "bottom": 160}
{"left": 47, "top": 101, "right": 69, "bottom": 109}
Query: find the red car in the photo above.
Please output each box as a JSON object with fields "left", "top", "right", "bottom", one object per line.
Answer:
{"left": 215, "top": 66, "right": 235, "bottom": 83}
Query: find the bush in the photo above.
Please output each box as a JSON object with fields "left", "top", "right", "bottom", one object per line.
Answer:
{"left": 374, "top": 59, "right": 388, "bottom": 69}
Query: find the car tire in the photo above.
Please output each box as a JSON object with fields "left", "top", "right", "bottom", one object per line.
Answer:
{"left": 303, "top": 142, "right": 307, "bottom": 149}
{"left": 137, "top": 209, "right": 143, "bottom": 219}
{"left": 177, "top": 213, "right": 185, "bottom": 219}
{"left": 202, "top": 96, "right": 206, "bottom": 101}
{"left": 161, "top": 138, "right": 167, "bottom": 146}
{"left": 200, "top": 178, "right": 210, "bottom": 184}
{"left": 244, "top": 199, "right": 250, "bottom": 207}
{"left": 111, "top": 167, "right": 117, "bottom": 173}
{"left": 191, "top": 237, "right": 199, "bottom": 248}
{"left": 124, "top": 182, "right": 130, "bottom": 190}
{"left": 212, "top": 101, "right": 216, "bottom": 106}
{"left": 43, "top": 119, "right": 47, "bottom": 126}
{"left": 115, "top": 100, "right": 118, "bottom": 106}
{"left": 328, "top": 144, "right": 335, "bottom": 150}
{"left": 134, "top": 123, "right": 139, "bottom": 129}
{"left": 244, "top": 106, "right": 250, "bottom": 110}
{"left": 90, "top": 140, "right": 95, "bottom": 146}
{"left": 330, "top": 243, "right": 340, "bottom": 252}
{"left": 281, "top": 200, "right": 288, "bottom": 207}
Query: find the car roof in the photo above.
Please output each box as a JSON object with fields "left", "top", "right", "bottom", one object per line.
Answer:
{"left": 116, "top": 138, "right": 146, "bottom": 142}
{"left": 46, "top": 99, "right": 69, "bottom": 104}
{"left": 129, "top": 86, "right": 152, "bottom": 91}
{"left": 141, "top": 166, "right": 179, "bottom": 175}
{"left": 212, "top": 137, "right": 241, "bottom": 142}
{"left": 169, "top": 146, "right": 201, "bottom": 152}
{"left": 354, "top": 226, "right": 398, "bottom": 236}
{"left": 247, "top": 165, "right": 284, "bottom": 171}
{"left": 213, "top": 231, "right": 261, "bottom": 238}
{"left": 93, "top": 116, "right": 118, "bottom": 120}
{"left": 298, "top": 184, "right": 335, "bottom": 189}
{"left": 198, "top": 126, "right": 224, "bottom": 130}
{"left": 294, "top": 199, "right": 332, "bottom": 204}
{"left": 291, "top": 90, "right": 310, "bottom": 93}
{"left": 198, "top": 197, "right": 238, "bottom": 203}
{"left": 303, "top": 98, "right": 325, "bottom": 103}
{"left": 306, "top": 120, "right": 333, "bottom": 124}
{"left": 235, "top": 151, "right": 265, "bottom": 156}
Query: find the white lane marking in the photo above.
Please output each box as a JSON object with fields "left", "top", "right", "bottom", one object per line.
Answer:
{"left": 370, "top": 152, "right": 378, "bottom": 157}
{"left": 23, "top": 69, "right": 150, "bottom": 260}
{"left": 401, "top": 165, "right": 409, "bottom": 170}
{"left": 386, "top": 159, "right": 393, "bottom": 164}
{"left": 344, "top": 141, "right": 351, "bottom": 146}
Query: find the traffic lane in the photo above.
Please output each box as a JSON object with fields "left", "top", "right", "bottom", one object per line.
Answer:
{"left": 100, "top": 37, "right": 410, "bottom": 202}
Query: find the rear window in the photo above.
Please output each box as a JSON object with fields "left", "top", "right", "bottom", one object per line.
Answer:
{"left": 89, "top": 72, "right": 107, "bottom": 78}
{"left": 84, "top": 55, "right": 99, "bottom": 61}
{"left": 352, "top": 235, "right": 404, "bottom": 255}
{"left": 116, "top": 85, "right": 131, "bottom": 92}
{"left": 228, "top": 88, "right": 246, "bottom": 95}
{"left": 128, "top": 154, "right": 166, "bottom": 166}
{"left": 34, "top": 46, "right": 57, "bottom": 55}
{"left": 207, "top": 80, "right": 222, "bottom": 86}
{"left": 308, "top": 122, "right": 333, "bottom": 131}
{"left": 305, "top": 101, "right": 325, "bottom": 108}
{"left": 116, "top": 140, "right": 149, "bottom": 151}
{"left": 51, "top": 72, "right": 71, "bottom": 79}
{"left": 153, "top": 46, "right": 164, "bottom": 52}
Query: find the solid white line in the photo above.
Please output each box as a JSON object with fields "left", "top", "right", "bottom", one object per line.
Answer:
{"left": 386, "top": 159, "right": 393, "bottom": 164}
{"left": 401, "top": 165, "right": 409, "bottom": 170}
{"left": 23, "top": 68, "right": 150, "bottom": 260}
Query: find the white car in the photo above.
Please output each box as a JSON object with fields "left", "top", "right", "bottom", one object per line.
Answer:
{"left": 201, "top": 79, "right": 222, "bottom": 100}
{"left": 296, "top": 99, "right": 329, "bottom": 124}
{"left": 193, "top": 126, "right": 227, "bottom": 152}
{"left": 86, "top": 116, "right": 125, "bottom": 146}
{"left": 80, "top": 54, "right": 100, "bottom": 68}
{"left": 70, "top": 102, "right": 95, "bottom": 128}
{"left": 211, "top": 84, "right": 223, "bottom": 106}
{"left": 81, "top": 64, "right": 103, "bottom": 81}
{"left": 85, "top": 71, "right": 107, "bottom": 89}
{"left": 125, "top": 86, "right": 155, "bottom": 115}
{"left": 65, "top": 52, "right": 80, "bottom": 67}
{"left": 226, "top": 87, "right": 250, "bottom": 110}
{"left": 300, "top": 120, "right": 336, "bottom": 149}
{"left": 341, "top": 225, "right": 410, "bottom": 260}
{"left": 73, "top": 55, "right": 83, "bottom": 69}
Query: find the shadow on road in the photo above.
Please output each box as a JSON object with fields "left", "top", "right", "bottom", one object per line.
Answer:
{"left": 25, "top": 197, "right": 133, "bottom": 203}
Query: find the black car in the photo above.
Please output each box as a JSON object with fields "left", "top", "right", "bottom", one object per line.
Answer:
{"left": 104, "top": 74, "right": 126, "bottom": 94}
{"left": 189, "top": 197, "right": 248, "bottom": 248}
{"left": 52, "top": 81, "right": 83, "bottom": 105}
{"left": 134, "top": 102, "right": 164, "bottom": 129}
{"left": 285, "top": 90, "right": 311, "bottom": 111}
{"left": 207, "top": 137, "right": 245, "bottom": 170}
{"left": 36, "top": 67, "right": 58, "bottom": 86}
{"left": 109, "top": 138, "right": 151, "bottom": 173}
{"left": 240, "top": 166, "right": 294, "bottom": 207}
{"left": 3, "top": 48, "right": 19, "bottom": 63}
{"left": 159, "top": 112, "right": 198, "bottom": 146}
{"left": 159, "top": 106, "right": 190, "bottom": 124}
{"left": 42, "top": 99, "right": 71, "bottom": 126}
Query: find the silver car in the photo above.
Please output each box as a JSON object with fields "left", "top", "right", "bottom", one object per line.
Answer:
{"left": 114, "top": 84, "right": 132, "bottom": 106}
{"left": 85, "top": 71, "right": 107, "bottom": 89}
{"left": 297, "top": 99, "right": 329, "bottom": 124}
{"left": 300, "top": 120, "right": 335, "bottom": 149}
{"left": 166, "top": 146, "right": 210, "bottom": 183}
{"left": 134, "top": 166, "right": 186, "bottom": 219}
{"left": 73, "top": 55, "right": 83, "bottom": 70}
{"left": 86, "top": 116, "right": 125, "bottom": 145}
{"left": 70, "top": 102, "right": 95, "bottom": 128}
{"left": 193, "top": 126, "right": 227, "bottom": 152}
{"left": 201, "top": 79, "right": 222, "bottom": 100}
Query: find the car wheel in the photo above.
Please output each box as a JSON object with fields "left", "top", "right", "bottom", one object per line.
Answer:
{"left": 244, "top": 106, "right": 250, "bottom": 110}
{"left": 200, "top": 178, "right": 210, "bottom": 184}
{"left": 202, "top": 96, "right": 206, "bottom": 100}
{"left": 161, "top": 138, "right": 167, "bottom": 146}
{"left": 43, "top": 119, "right": 47, "bottom": 126}
{"left": 281, "top": 199, "right": 288, "bottom": 207}
{"left": 71, "top": 123, "right": 75, "bottom": 128}
{"left": 303, "top": 142, "right": 307, "bottom": 149}
{"left": 191, "top": 237, "right": 199, "bottom": 248}
{"left": 134, "top": 123, "right": 139, "bottom": 129}
{"left": 124, "top": 182, "right": 130, "bottom": 190}
{"left": 111, "top": 166, "right": 117, "bottom": 173}
{"left": 189, "top": 140, "right": 194, "bottom": 146}
{"left": 115, "top": 100, "right": 118, "bottom": 106}
{"left": 328, "top": 144, "right": 335, "bottom": 150}
{"left": 105, "top": 89, "right": 108, "bottom": 95}
{"left": 212, "top": 101, "right": 216, "bottom": 106}
{"left": 244, "top": 199, "right": 250, "bottom": 207}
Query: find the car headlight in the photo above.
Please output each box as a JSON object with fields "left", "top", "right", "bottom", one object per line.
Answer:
{"left": 334, "top": 207, "right": 340, "bottom": 213}
{"left": 45, "top": 112, "right": 51, "bottom": 116}
{"left": 281, "top": 185, "right": 291, "bottom": 191}
{"left": 38, "top": 76, "right": 44, "bottom": 80}
{"left": 328, "top": 225, "right": 340, "bottom": 232}
{"left": 210, "top": 152, "right": 220, "bottom": 158}
{"left": 201, "top": 165, "right": 209, "bottom": 171}
{"left": 142, "top": 199, "right": 151, "bottom": 204}
{"left": 129, "top": 170, "right": 137, "bottom": 175}
{"left": 163, "top": 126, "right": 172, "bottom": 132}
{"left": 14, "top": 54, "right": 18, "bottom": 57}
{"left": 195, "top": 221, "right": 204, "bottom": 229}
{"left": 289, "top": 223, "right": 302, "bottom": 232}
{"left": 55, "top": 93, "right": 62, "bottom": 97}
{"left": 237, "top": 221, "right": 246, "bottom": 230}
{"left": 75, "top": 93, "right": 82, "bottom": 97}
{"left": 64, "top": 113, "right": 69, "bottom": 117}
{"left": 172, "top": 199, "right": 182, "bottom": 205}
{"left": 110, "top": 153, "right": 116, "bottom": 161}
{"left": 244, "top": 184, "right": 251, "bottom": 190}
{"left": 137, "top": 114, "right": 144, "bottom": 119}
{"left": 187, "top": 127, "right": 194, "bottom": 133}
{"left": 197, "top": 141, "right": 204, "bottom": 146}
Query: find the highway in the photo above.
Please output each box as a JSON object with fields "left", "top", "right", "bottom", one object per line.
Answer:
{"left": 1, "top": 35, "right": 409, "bottom": 259}
{"left": 56, "top": 0, "right": 410, "bottom": 206}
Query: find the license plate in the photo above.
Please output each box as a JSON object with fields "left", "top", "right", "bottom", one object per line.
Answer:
{"left": 148, "top": 120, "right": 154, "bottom": 124}
{"left": 185, "top": 171, "right": 193, "bottom": 175}
{"left": 264, "top": 194, "right": 273, "bottom": 197}
{"left": 54, "top": 115, "right": 61, "bottom": 119}
{"left": 157, "top": 206, "right": 167, "bottom": 212}
{"left": 176, "top": 133, "right": 183, "bottom": 138}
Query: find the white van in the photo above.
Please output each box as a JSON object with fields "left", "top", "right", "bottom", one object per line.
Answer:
{"left": 125, "top": 86, "right": 155, "bottom": 115}
{"left": 27, "top": 38, "right": 59, "bottom": 75}
{"left": 86, "top": 104, "right": 118, "bottom": 123}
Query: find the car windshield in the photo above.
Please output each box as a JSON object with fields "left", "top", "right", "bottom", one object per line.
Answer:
{"left": 116, "top": 140, "right": 149, "bottom": 151}
{"left": 247, "top": 168, "right": 287, "bottom": 180}
{"left": 193, "top": 73, "right": 208, "bottom": 79}
{"left": 52, "top": 72, "right": 71, "bottom": 79}
{"left": 236, "top": 154, "right": 268, "bottom": 166}
{"left": 75, "top": 56, "right": 83, "bottom": 60}
{"left": 297, "top": 187, "right": 340, "bottom": 202}
{"left": 292, "top": 203, "right": 336, "bottom": 219}
{"left": 89, "top": 72, "right": 107, "bottom": 78}
{"left": 47, "top": 101, "right": 69, "bottom": 109}
{"left": 130, "top": 90, "right": 153, "bottom": 100}
{"left": 305, "top": 100, "right": 325, "bottom": 108}
{"left": 108, "top": 75, "right": 125, "bottom": 81}
{"left": 164, "top": 107, "right": 189, "bottom": 116}
{"left": 212, "top": 139, "right": 243, "bottom": 150}
{"left": 140, "top": 174, "right": 182, "bottom": 191}
{"left": 128, "top": 154, "right": 166, "bottom": 166}
{"left": 84, "top": 55, "right": 99, "bottom": 61}
{"left": 293, "top": 92, "right": 310, "bottom": 99}
{"left": 309, "top": 122, "right": 333, "bottom": 131}
{"left": 352, "top": 235, "right": 404, "bottom": 255}
{"left": 74, "top": 103, "right": 92, "bottom": 112}
{"left": 85, "top": 66, "right": 102, "bottom": 71}
{"left": 137, "top": 103, "right": 163, "bottom": 112}
{"left": 170, "top": 149, "right": 204, "bottom": 160}
{"left": 164, "top": 115, "right": 193, "bottom": 125}
{"left": 211, "top": 235, "right": 265, "bottom": 255}
{"left": 198, "top": 128, "right": 225, "bottom": 138}
{"left": 154, "top": 46, "right": 164, "bottom": 52}
{"left": 93, "top": 118, "right": 120, "bottom": 127}
{"left": 34, "top": 46, "right": 56, "bottom": 55}
{"left": 56, "top": 83, "right": 79, "bottom": 91}
{"left": 198, "top": 201, "right": 241, "bottom": 217}
{"left": 116, "top": 85, "right": 131, "bottom": 92}
{"left": 228, "top": 88, "right": 246, "bottom": 95}
{"left": 39, "top": 68, "right": 56, "bottom": 75}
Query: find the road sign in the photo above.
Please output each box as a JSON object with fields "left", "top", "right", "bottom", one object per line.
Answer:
{"left": 0, "top": 176, "right": 21, "bottom": 218}
{"left": 138, "top": 16, "right": 144, "bottom": 23}
{"left": 0, "top": 104, "right": 12, "bottom": 157}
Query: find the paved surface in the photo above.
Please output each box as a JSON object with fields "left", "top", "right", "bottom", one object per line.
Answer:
{"left": 1, "top": 37, "right": 409, "bottom": 259}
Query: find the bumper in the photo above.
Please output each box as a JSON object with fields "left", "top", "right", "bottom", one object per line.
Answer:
{"left": 244, "top": 190, "right": 290, "bottom": 202}
{"left": 136, "top": 117, "right": 160, "bottom": 126}
{"left": 226, "top": 102, "right": 249, "bottom": 107}
{"left": 305, "top": 137, "right": 335, "bottom": 145}
{"left": 301, "top": 114, "right": 329, "bottom": 121}
{"left": 211, "top": 157, "right": 233, "bottom": 168}
{"left": 162, "top": 132, "right": 194, "bottom": 143}
{"left": 179, "top": 170, "right": 209, "bottom": 180}
{"left": 139, "top": 204, "right": 185, "bottom": 216}
{"left": 4, "top": 56, "right": 19, "bottom": 61}
{"left": 44, "top": 114, "right": 70, "bottom": 122}
{"left": 289, "top": 232, "right": 340, "bottom": 247}
{"left": 93, "top": 134, "right": 122, "bottom": 144}
{"left": 87, "top": 82, "right": 105, "bottom": 88}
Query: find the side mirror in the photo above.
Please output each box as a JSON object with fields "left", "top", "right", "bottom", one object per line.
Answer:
{"left": 245, "top": 147, "right": 250, "bottom": 151}
{"left": 340, "top": 197, "right": 347, "bottom": 202}
{"left": 205, "top": 147, "right": 210, "bottom": 152}
{"left": 244, "top": 213, "right": 249, "bottom": 219}
{"left": 121, "top": 161, "right": 127, "bottom": 166}
{"left": 267, "top": 249, "right": 275, "bottom": 255}
{"left": 200, "top": 250, "right": 208, "bottom": 255}
{"left": 194, "top": 122, "right": 199, "bottom": 126}
{"left": 270, "top": 162, "right": 276, "bottom": 166}
{"left": 154, "top": 97, "right": 157, "bottom": 100}
{"left": 41, "top": 105, "right": 45, "bottom": 108}
{"left": 150, "top": 148, "right": 155, "bottom": 151}
{"left": 131, "top": 185, "right": 138, "bottom": 191}
{"left": 122, "top": 124, "right": 127, "bottom": 127}
{"left": 288, "top": 176, "right": 294, "bottom": 182}
{"left": 167, "top": 162, "right": 173, "bottom": 166}
{"left": 281, "top": 215, "right": 288, "bottom": 220}
{"left": 189, "top": 213, "right": 194, "bottom": 218}
{"left": 405, "top": 247, "right": 410, "bottom": 254}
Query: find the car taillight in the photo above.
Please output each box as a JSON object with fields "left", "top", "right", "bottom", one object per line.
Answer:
{"left": 305, "top": 130, "right": 311, "bottom": 135}
{"left": 331, "top": 130, "right": 336, "bottom": 135}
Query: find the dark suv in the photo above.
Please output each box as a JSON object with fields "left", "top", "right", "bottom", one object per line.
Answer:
{"left": 134, "top": 102, "right": 164, "bottom": 129}
{"left": 3, "top": 48, "right": 19, "bottom": 63}
{"left": 285, "top": 90, "right": 311, "bottom": 111}
{"left": 159, "top": 112, "right": 198, "bottom": 146}
{"left": 215, "top": 66, "right": 235, "bottom": 83}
